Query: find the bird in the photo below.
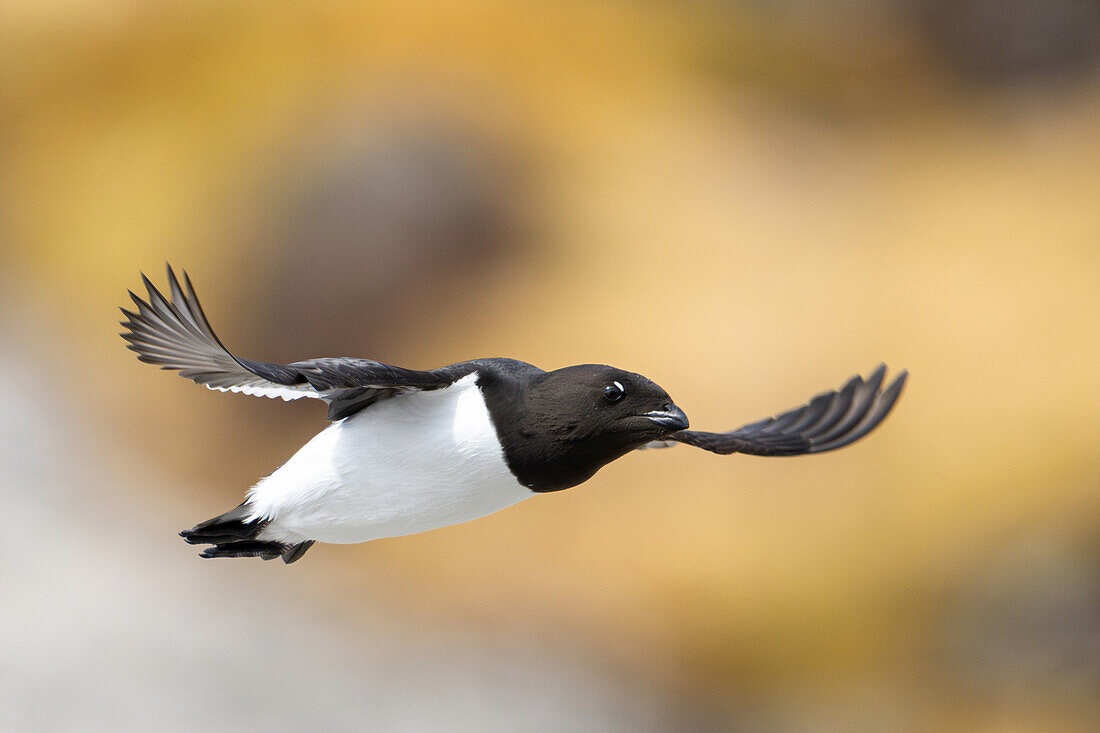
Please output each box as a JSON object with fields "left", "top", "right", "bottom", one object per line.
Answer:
{"left": 120, "top": 266, "right": 907, "bottom": 564}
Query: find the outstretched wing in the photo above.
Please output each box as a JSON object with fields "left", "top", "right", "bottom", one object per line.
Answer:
{"left": 120, "top": 265, "right": 468, "bottom": 420}
{"left": 654, "top": 365, "right": 906, "bottom": 456}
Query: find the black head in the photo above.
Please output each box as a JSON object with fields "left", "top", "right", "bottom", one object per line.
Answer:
{"left": 504, "top": 364, "right": 688, "bottom": 492}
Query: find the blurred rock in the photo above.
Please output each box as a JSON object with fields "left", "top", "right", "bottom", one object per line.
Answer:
{"left": 255, "top": 112, "right": 525, "bottom": 359}
{"left": 916, "top": 0, "right": 1100, "bottom": 86}
{"left": 937, "top": 529, "right": 1100, "bottom": 704}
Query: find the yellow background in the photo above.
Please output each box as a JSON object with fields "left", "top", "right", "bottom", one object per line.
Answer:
{"left": 2, "top": 2, "right": 1099, "bottom": 730}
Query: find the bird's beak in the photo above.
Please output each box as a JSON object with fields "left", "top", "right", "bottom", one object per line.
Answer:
{"left": 643, "top": 404, "right": 689, "bottom": 431}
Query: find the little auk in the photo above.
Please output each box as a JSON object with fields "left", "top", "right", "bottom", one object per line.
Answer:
{"left": 121, "top": 266, "right": 907, "bottom": 564}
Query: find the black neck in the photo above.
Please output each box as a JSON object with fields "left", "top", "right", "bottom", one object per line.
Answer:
{"left": 477, "top": 369, "right": 634, "bottom": 493}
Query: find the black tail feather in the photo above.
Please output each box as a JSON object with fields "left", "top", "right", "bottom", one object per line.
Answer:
{"left": 180, "top": 504, "right": 263, "bottom": 544}
{"left": 199, "top": 540, "right": 286, "bottom": 560}
{"left": 181, "top": 504, "right": 315, "bottom": 564}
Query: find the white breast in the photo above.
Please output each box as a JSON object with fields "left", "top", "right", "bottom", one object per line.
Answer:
{"left": 246, "top": 373, "right": 532, "bottom": 544}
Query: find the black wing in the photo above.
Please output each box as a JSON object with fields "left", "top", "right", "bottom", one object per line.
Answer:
{"left": 661, "top": 365, "right": 906, "bottom": 456}
{"left": 120, "top": 265, "right": 470, "bottom": 420}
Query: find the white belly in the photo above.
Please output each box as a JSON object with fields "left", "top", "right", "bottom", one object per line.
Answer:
{"left": 245, "top": 373, "right": 532, "bottom": 544}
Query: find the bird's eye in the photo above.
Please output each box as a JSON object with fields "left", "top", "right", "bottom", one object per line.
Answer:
{"left": 603, "top": 381, "right": 625, "bottom": 403}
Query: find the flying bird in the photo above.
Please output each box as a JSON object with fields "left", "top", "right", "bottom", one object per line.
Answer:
{"left": 121, "top": 266, "right": 907, "bottom": 564}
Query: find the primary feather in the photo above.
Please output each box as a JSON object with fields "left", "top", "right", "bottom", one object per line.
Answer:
{"left": 120, "top": 264, "right": 465, "bottom": 419}
{"left": 660, "top": 365, "right": 907, "bottom": 456}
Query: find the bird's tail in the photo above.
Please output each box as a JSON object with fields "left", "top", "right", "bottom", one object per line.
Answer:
{"left": 179, "top": 504, "right": 314, "bottom": 564}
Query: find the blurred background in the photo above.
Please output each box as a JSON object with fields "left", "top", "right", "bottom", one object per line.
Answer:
{"left": 2, "top": 1, "right": 1099, "bottom": 730}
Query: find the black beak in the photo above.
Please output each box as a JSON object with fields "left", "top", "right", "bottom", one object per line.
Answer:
{"left": 644, "top": 404, "right": 689, "bottom": 431}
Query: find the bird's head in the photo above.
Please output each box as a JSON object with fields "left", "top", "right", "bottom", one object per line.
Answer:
{"left": 511, "top": 364, "right": 688, "bottom": 491}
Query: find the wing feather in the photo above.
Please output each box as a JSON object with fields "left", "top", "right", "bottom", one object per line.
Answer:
{"left": 120, "top": 265, "right": 465, "bottom": 417}
{"left": 658, "top": 366, "right": 906, "bottom": 456}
